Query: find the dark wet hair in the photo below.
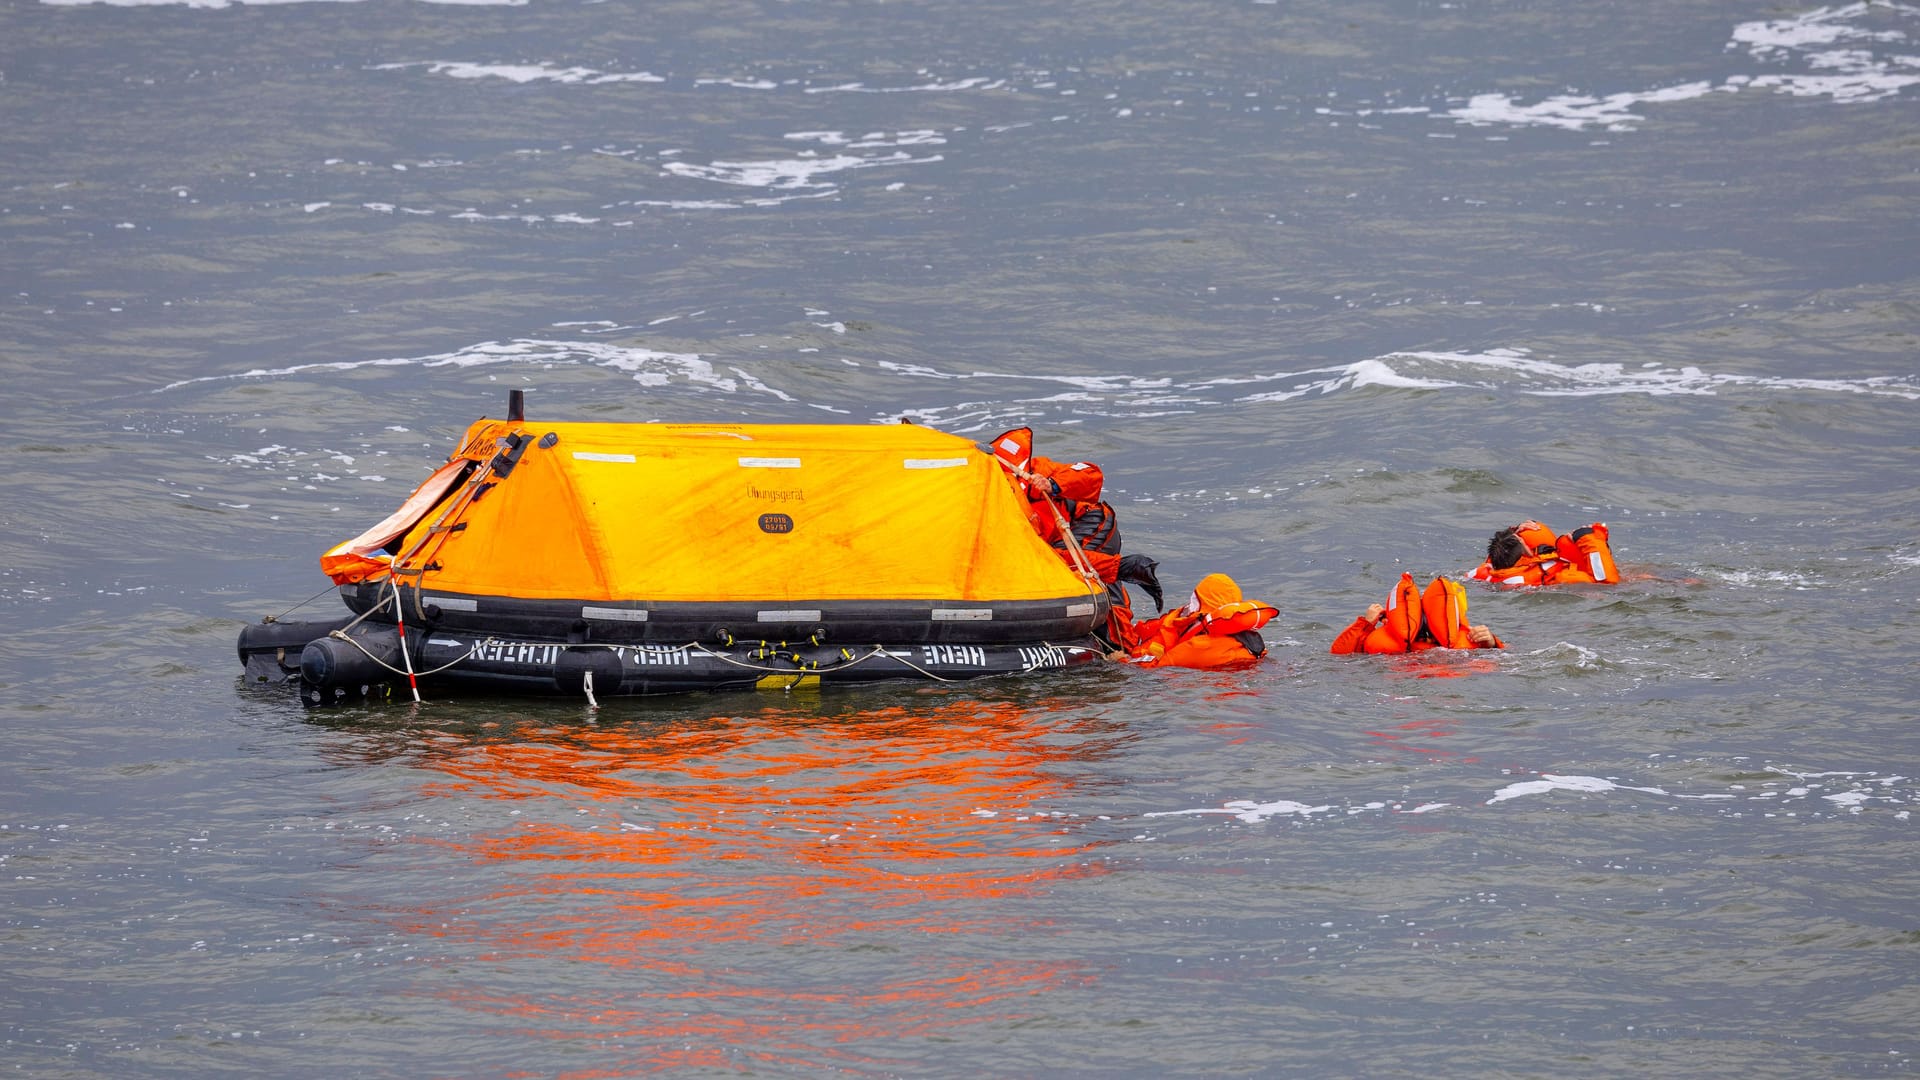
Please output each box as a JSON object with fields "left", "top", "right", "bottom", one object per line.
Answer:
{"left": 1487, "top": 528, "right": 1530, "bottom": 571}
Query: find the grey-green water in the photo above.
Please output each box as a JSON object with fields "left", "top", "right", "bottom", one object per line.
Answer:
{"left": 3, "top": 0, "right": 1918, "bottom": 1075}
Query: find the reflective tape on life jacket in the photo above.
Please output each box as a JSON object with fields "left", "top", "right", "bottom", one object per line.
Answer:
{"left": 1362, "top": 573, "right": 1423, "bottom": 652}
{"left": 1473, "top": 556, "right": 1552, "bottom": 586}
{"left": 1203, "top": 600, "right": 1278, "bottom": 636}
{"left": 989, "top": 427, "right": 1033, "bottom": 471}
{"left": 1566, "top": 523, "right": 1618, "bottom": 583}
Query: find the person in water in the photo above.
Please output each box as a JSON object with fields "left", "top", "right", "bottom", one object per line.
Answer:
{"left": 989, "top": 427, "right": 1164, "bottom": 651}
{"left": 1330, "top": 573, "right": 1504, "bottom": 654}
{"left": 1124, "top": 572, "right": 1277, "bottom": 670}
{"left": 1470, "top": 519, "right": 1619, "bottom": 585}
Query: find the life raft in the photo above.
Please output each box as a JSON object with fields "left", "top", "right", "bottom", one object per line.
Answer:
{"left": 238, "top": 393, "right": 1109, "bottom": 703}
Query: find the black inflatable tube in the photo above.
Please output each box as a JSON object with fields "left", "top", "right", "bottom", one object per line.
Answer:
{"left": 245, "top": 617, "right": 1106, "bottom": 702}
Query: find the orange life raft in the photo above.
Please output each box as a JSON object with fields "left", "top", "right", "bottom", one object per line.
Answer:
{"left": 239, "top": 394, "right": 1109, "bottom": 701}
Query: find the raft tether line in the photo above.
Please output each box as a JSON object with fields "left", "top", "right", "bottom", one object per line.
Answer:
{"left": 389, "top": 575, "right": 422, "bottom": 703}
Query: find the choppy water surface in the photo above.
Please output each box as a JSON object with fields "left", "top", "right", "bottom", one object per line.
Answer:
{"left": 2, "top": 0, "right": 1917, "bottom": 1075}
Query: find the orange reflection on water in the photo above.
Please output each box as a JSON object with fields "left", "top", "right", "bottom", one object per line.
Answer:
{"left": 372, "top": 695, "right": 1123, "bottom": 1071}
{"left": 1364, "top": 717, "right": 1480, "bottom": 763}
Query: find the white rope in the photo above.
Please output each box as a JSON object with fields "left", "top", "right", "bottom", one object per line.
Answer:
{"left": 323, "top": 630, "right": 492, "bottom": 679}
{"left": 688, "top": 641, "right": 897, "bottom": 675}
{"left": 314, "top": 634, "right": 1083, "bottom": 691}
{"left": 389, "top": 575, "right": 422, "bottom": 703}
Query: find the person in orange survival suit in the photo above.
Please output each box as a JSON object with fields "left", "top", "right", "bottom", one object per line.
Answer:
{"left": 988, "top": 428, "right": 1164, "bottom": 651}
{"left": 1470, "top": 519, "right": 1620, "bottom": 586}
{"left": 1330, "top": 573, "right": 1505, "bottom": 654}
{"left": 1124, "top": 572, "right": 1277, "bottom": 670}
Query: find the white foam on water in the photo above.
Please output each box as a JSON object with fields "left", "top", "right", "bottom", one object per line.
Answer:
{"left": 157, "top": 339, "right": 751, "bottom": 395}
{"left": 802, "top": 77, "right": 1006, "bottom": 95}
{"left": 1706, "top": 568, "right": 1828, "bottom": 589}
{"left": 1443, "top": 2, "right": 1920, "bottom": 131}
{"left": 785, "top": 129, "right": 950, "bottom": 149}
{"left": 1486, "top": 773, "right": 1675, "bottom": 804}
{"left": 1145, "top": 799, "right": 1336, "bottom": 823}
{"left": 1142, "top": 767, "right": 1910, "bottom": 830}
{"left": 1449, "top": 84, "right": 1720, "bottom": 133}
{"left": 1731, "top": 0, "right": 1920, "bottom": 104}
{"left": 872, "top": 359, "right": 1172, "bottom": 394}
{"left": 661, "top": 150, "right": 943, "bottom": 191}
{"left": 372, "top": 61, "right": 664, "bottom": 85}
{"left": 1340, "top": 357, "right": 1466, "bottom": 392}
{"left": 1229, "top": 349, "right": 1920, "bottom": 402}
{"left": 695, "top": 77, "right": 781, "bottom": 91}
{"left": 154, "top": 332, "right": 1914, "bottom": 436}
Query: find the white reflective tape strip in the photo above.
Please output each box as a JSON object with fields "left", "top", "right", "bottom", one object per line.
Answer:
{"left": 1590, "top": 552, "right": 1607, "bottom": 581}
{"left": 931, "top": 608, "right": 993, "bottom": 621}
{"left": 758, "top": 609, "right": 821, "bottom": 622}
{"left": 426, "top": 596, "right": 478, "bottom": 611}
{"left": 997, "top": 437, "right": 1022, "bottom": 454}
{"left": 1066, "top": 602, "right": 1096, "bottom": 617}
{"left": 426, "top": 638, "right": 464, "bottom": 648}
{"left": 1502, "top": 575, "right": 1526, "bottom": 585}
{"left": 738, "top": 457, "right": 802, "bottom": 469}
{"left": 572, "top": 451, "right": 637, "bottom": 463}
{"left": 582, "top": 606, "right": 648, "bottom": 622}
{"left": 904, "top": 457, "right": 969, "bottom": 470}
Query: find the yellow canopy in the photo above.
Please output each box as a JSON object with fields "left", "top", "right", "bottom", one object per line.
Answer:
{"left": 329, "top": 419, "right": 1096, "bottom": 605}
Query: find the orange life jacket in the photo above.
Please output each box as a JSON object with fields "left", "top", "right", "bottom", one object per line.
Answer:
{"left": 1470, "top": 521, "right": 1618, "bottom": 585}
{"left": 990, "top": 437, "right": 1138, "bottom": 638}
{"left": 1331, "top": 573, "right": 1504, "bottom": 654}
{"left": 989, "top": 426, "right": 1034, "bottom": 472}
{"left": 1030, "top": 456, "right": 1105, "bottom": 503}
{"left": 1100, "top": 581, "right": 1139, "bottom": 652}
{"left": 1130, "top": 576, "right": 1278, "bottom": 670}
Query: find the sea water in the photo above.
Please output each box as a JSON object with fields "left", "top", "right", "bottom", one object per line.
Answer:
{"left": 2, "top": 0, "right": 1917, "bottom": 1075}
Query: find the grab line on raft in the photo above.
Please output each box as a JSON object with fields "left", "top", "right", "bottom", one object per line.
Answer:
{"left": 261, "top": 582, "right": 343, "bottom": 625}
{"left": 685, "top": 641, "right": 987, "bottom": 684}
{"left": 323, "top": 630, "right": 491, "bottom": 681}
